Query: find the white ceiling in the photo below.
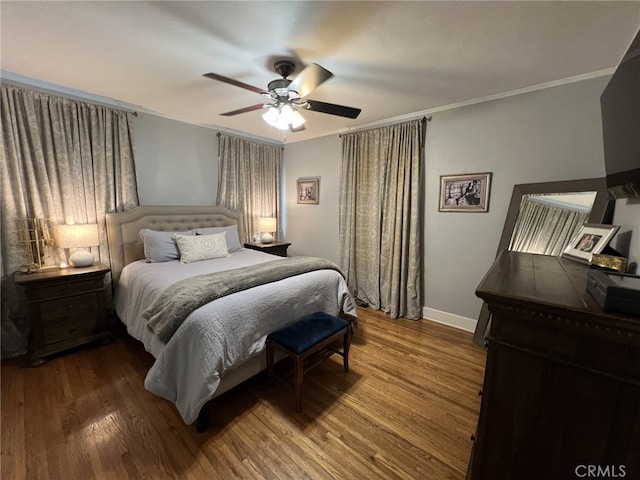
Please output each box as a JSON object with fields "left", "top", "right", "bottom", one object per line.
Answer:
{"left": 2, "top": 1, "right": 639, "bottom": 144}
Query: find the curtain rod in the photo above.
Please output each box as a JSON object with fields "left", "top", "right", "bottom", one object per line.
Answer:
{"left": 339, "top": 116, "right": 431, "bottom": 137}
{"left": 2, "top": 79, "right": 139, "bottom": 117}
{"left": 216, "top": 131, "right": 283, "bottom": 147}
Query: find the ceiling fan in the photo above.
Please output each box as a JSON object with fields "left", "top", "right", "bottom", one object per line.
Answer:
{"left": 203, "top": 60, "right": 361, "bottom": 131}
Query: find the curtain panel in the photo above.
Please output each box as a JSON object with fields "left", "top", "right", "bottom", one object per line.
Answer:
{"left": 1, "top": 84, "right": 139, "bottom": 358}
{"left": 216, "top": 133, "right": 283, "bottom": 242}
{"left": 509, "top": 195, "right": 589, "bottom": 256}
{"left": 339, "top": 118, "right": 424, "bottom": 319}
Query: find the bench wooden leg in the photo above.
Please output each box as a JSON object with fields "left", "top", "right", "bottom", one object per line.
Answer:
{"left": 266, "top": 340, "right": 275, "bottom": 386}
{"left": 343, "top": 327, "right": 351, "bottom": 373}
{"left": 294, "top": 356, "right": 303, "bottom": 412}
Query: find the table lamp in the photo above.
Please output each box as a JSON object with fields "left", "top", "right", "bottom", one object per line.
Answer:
{"left": 258, "top": 217, "right": 277, "bottom": 244}
{"left": 55, "top": 224, "right": 99, "bottom": 267}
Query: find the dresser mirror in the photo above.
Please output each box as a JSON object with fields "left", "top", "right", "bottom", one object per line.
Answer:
{"left": 473, "top": 177, "right": 613, "bottom": 345}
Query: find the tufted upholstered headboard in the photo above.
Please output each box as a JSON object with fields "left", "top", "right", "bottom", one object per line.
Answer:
{"left": 105, "top": 205, "right": 243, "bottom": 287}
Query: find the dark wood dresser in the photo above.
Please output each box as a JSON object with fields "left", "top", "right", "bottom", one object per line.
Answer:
{"left": 468, "top": 251, "right": 640, "bottom": 480}
{"left": 15, "top": 263, "right": 112, "bottom": 366}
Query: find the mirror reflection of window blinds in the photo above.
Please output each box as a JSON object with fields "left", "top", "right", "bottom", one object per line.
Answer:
{"left": 509, "top": 194, "right": 594, "bottom": 256}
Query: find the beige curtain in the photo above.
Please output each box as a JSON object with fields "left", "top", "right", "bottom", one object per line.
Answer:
{"left": 216, "top": 133, "right": 283, "bottom": 242}
{"left": 509, "top": 195, "right": 589, "bottom": 256}
{"left": 1, "top": 84, "right": 139, "bottom": 358}
{"left": 339, "top": 119, "right": 424, "bottom": 319}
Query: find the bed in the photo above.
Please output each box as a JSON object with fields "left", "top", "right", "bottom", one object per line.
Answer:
{"left": 106, "top": 205, "right": 357, "bottom": 427}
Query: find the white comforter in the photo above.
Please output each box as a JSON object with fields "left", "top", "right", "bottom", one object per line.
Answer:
{"left": 114, "top": 249, "right": 357, "bottom": 424}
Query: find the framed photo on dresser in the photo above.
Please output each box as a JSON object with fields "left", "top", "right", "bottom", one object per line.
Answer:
{"left": 562, "top": 223, "right": 620, "bottom": 264}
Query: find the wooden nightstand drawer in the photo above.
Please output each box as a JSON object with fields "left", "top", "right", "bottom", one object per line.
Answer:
{"left": 14, "top": 263, "right": 112, "bottom": 366}
{"left": 40, "top": 293, "right": 99, "bottom": 323}
{"left": 33, "top": 278, "right": 103, "bottom": 301}
{"left": 42, "top": 315, "right": 97, "bottom": 344}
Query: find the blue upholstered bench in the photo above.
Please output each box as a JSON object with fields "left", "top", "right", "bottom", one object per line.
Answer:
{"left": 266, "top": 312, "right": 352, "bottom": 412}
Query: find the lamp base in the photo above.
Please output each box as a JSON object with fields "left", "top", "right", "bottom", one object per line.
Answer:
{"left": 69, "top": 251, "right": 94, "bottom": 267}
{"left": 261, "top": 233, "right": 274, "bottom": 244}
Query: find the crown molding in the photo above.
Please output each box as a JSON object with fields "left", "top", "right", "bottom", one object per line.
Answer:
{"left": 343, "top": 68, "right": 615, "bottom": 134}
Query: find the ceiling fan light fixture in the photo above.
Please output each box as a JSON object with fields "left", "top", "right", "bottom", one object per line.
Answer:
{"left": 262, "top": 104, "right": 305, "bottom": 130}
{"left": 289, "top": 108, "right": 306, "bottom": 129}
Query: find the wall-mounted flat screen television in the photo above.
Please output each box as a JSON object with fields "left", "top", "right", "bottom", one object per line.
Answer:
{"left": 600, "top": 28, "right": 640, "bottom": 199}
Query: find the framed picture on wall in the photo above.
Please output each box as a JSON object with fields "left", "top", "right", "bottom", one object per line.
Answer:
{"left": 561, "top": 223, "right": 620, "bottom": 264}
{"left": 297, "top": 177, "right": 320, "bottom": 204}
{"left": 439, "top": 172, "right": 492, "bottom": 212}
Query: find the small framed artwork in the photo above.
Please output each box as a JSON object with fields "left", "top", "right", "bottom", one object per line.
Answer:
{"left": 297, "top": 177, "right": 320, "bottom": 204}
{"left": 439, "top": 172, "right": 492, "bottom": 212}
{"left": 562, "top": 223, "right": 620, "bottom": 264}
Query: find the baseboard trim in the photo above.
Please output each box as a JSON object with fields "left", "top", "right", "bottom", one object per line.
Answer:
{"left": 422, "top": 307, "right": 477, "bottom": 333}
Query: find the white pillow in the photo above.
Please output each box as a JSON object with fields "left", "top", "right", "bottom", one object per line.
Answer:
{"left": 195, "top": 225, "right": 242, "bottom": 252}
{"left": 173, "top": 232, "right": 230, "bottom": 263}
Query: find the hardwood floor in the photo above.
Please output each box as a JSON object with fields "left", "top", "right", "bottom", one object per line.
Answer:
{"left": 2, "top": 308, "right": 486, "bottom": 479}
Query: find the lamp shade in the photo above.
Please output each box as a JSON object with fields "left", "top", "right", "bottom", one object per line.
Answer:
{"left": 55, "top": 224, "right": 99, "bottom": 248}
{"left": 55, "top": 224, "right": 99, "bottom": 267}
{"left": 258, "top": 217, "right": 276, "bottom": 233}
{"left": 258, "top": 217, "right": 277, "bottom": 244}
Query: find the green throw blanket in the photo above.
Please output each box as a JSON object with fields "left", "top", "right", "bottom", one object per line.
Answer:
{"left": 144, "top": 256, "right": 343, "bottom": 343}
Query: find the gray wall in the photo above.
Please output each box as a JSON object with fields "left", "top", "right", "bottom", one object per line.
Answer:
{"left": 283, "top": 75, "right": 615, "bottom": 328}
{"left": 422, "top": 77, "right": 609, "bottom": 323}
{"left": 612, "top": 199, "right": 640, "bottom": 268}
{"left": 133, "top": 112, "right": 219, "bottom": 205}
{"left": 283, "top": 135, "right": 342, "bottom": 264}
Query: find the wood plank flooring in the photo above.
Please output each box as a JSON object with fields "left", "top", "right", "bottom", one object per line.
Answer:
{"left": 2, "top": 308, "right": 486, "bottom": 479}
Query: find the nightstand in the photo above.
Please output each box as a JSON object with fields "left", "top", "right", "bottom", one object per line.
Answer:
{"left": 15, "top": 263, "right": 112, "bottom": 366}
{"left": 244, "top": 241, "right": 291, "bottom": 257}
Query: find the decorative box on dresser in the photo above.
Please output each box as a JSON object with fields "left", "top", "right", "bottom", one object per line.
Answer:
{"left": 468, "top": 251, "right": 640, "bottom": 480}
{"left": 14, "top": 263, "right": 112, "bottom": 366}
{"left": 244, "top": 241, "right": 291, "bottom": 257}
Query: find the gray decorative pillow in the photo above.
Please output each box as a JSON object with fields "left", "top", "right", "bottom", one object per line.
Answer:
{"left": 195, "top": 225, "right": 242, "bottom": 252}
{"left": 173, "top": 232, "right": 230, "bottom": 263}
{"left": 139, "top": 229, "right": 194, "bottom": 262}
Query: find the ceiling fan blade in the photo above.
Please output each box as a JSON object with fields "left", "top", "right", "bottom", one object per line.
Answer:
{"left": 305, "top": 100, "right": 361, "bottom": 119}
{"left": 203, "top": 72, "right": 268, "bottom": 95}
{"left": 290, "top": 123, "right": 306, "bottom": 133}
{"left": 220, "top": 104, "right": 266, "bottom": 116}
{"left": 289, "top": 63, "right": 333, "bottom": 98}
